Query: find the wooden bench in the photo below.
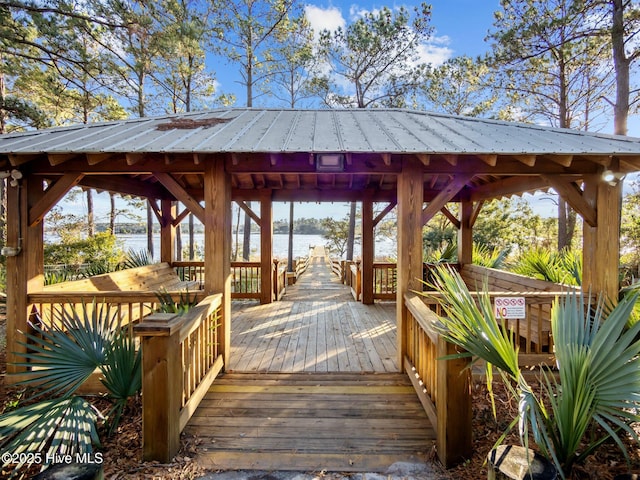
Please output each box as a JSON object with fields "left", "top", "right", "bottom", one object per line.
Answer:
{"left": 43, "top": 262, "right": 197, "bottom": 293}
{"left": 36, "top": 263, "right": 201, "bottom": 328}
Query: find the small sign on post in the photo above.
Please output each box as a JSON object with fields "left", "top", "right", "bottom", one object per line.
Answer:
{"left": 494, "top": 297, "right": 526, "bottom": 319}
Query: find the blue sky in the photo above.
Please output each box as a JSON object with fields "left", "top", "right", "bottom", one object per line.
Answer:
{"left": 61, "top": 0, "right": 634, "bottom": 223}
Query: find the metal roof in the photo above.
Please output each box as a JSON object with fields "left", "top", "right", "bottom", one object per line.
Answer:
{"left": 2, "top": 108, "right": 640, "bottom": 156}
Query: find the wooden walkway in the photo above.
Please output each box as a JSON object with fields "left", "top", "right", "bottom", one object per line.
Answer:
{"left": 229, "top": 250, "right": 398, "bottom": 372}
{"left": 186, "top": 250, "right": 434, "bottom": 472}
{"left": 185, "top": 373, "right": 435, "bottom": 472}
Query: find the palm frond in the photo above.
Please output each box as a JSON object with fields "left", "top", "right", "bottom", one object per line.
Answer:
{"left": 0, "top": 397, "right": 99, "bottom": 474}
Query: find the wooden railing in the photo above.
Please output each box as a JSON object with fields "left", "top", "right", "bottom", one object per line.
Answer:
{"left": 293, "top": 256, "right": 310, "bottom": 278}
{"left": 349, "top": 261, "right": 362, "bottom": 301}
{"left": 329, "top": 257, "right": 343, "bottom": 279}
{"left": 373, "top": 262, "right": 396, "bottom": 300}
{"left": 403, "top": 292, "right": 472, "bottom": 468}
{"left": 418, "top": 290, "right": 562, "bottom": 366}
{"left": 27, "top": 291, "right": 206, "bottom": 337}
{"left": 273, "top": 259, "right": 287, "bottom": 300}
{"left": 134, "top": 293, "right": 224, "bottom": 462}
{"left": 173, "top": 261, "right": 205, "bottom": 288}
{"left": 230, "top": 261, "right": 261, "bottom": 299}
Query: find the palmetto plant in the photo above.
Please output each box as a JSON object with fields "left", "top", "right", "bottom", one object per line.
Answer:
{"left": 426, "top": 265, "right": 640, "bottom": 478}
{"left": 0, "top": 300, "right": 141, "bottom": 476}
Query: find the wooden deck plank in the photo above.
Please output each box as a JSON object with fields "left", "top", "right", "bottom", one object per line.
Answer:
{"left": 186, "top": 373, "right": 435, "bottom": 473}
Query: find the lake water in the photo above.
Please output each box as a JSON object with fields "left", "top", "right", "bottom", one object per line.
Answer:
{"left": 114, "top": 233, "right": 397, "bottom": 261}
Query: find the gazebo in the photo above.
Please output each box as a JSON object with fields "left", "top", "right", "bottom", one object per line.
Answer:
{"left": 2, "top": 108, "right": 640, "bottom": 468}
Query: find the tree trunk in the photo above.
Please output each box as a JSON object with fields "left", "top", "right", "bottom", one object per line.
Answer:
{"left": 611, "top": 0, "right": 629, "bottom": 136}
{"left": 109, "top": 192, "right": 116, "bottom": 234}
{"left": 242, "top": 202, "right": 252, "bottom": 261}
{"left": 147, "top": 200, "right": 154, "bottom": 258}
{"left": 558, "top": 198, "right": 568, "bottom": 250}
{"left": 346, "top": 201, "right": 357, "bottom": 261}
{"left": 87, "top": 189, "right": 95, "bottom": 237}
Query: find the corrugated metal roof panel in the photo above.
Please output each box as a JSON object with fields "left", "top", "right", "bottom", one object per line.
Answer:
{"left": 2, "top": 108, "right": 640, "bottom": 155}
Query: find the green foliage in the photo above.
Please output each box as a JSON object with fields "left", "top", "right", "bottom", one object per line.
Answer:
{"left": 316, "top": 3, "right": 433, "bottom": 108}
{"left": 121, "top": 249, "right": 152, "bottom": 269}
{"left": 321, "top": 215, "right": 351, "bottom": 258}
{"left": 0, "top": 299, "right": 141, "bottom": 475}
{"left": 473, "top": 243, "right": 509, "bottom": 269}
{"left": 512, "top": 247, "right": 581, "bottom": 286}
{"left": 155, "top": 288, "right": 198, "bottom": 314}
{"left": 426, "top": 265, "right": 640, "bottom": 478}
{"left": 44, "top": 231, "right": 124, "bottom": 275}
{"left": 420, "top": 55, "right": 498, "bottom": 117}
{"left": 0, "top": 397, "right": 100, "bottom": 472}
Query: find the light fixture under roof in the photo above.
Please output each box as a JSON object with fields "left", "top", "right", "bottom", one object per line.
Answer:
{"left": 315, "top": 153, "right": 345, "bottom": 172}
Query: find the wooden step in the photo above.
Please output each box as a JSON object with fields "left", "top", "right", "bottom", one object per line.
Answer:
{"left": 185, "top": 373, "right": 435, "bottom": 472}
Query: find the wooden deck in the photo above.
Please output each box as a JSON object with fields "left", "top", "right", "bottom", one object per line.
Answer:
{"left": 185, "top": 372, "right": 435, "bottom": 472}
{"left": 229, "top": 253, "right": 398, "bottom": 373}
{"left": 185, "top": 252, "right": 435, "bottom": 472}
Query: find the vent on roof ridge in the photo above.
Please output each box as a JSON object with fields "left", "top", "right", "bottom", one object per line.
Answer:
{"left": 156, "top": 117, "right": 230, "bottom": 130}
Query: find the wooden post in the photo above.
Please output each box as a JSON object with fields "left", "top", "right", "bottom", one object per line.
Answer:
{"left": 458, "top": 201, "right": 473, "bottom": 266}
{"left": 436, "top": 339, "right": 472, "bottom": 467}
{"left": 582, "top": 175, "right": 621, "bottom": 301}
{"left": 362, "top": 192, "right": 374, "bottom": 304}
{"left": 272, "top": 259, "right": 279, "bottom": 300}
{"left": 397, "top": 157, "right": 424, "bottom": 369}
{"left": 137, "top": 313, "right": 182, "bottom": 462}
{"left": 260, "top": 190, "right": 273, "bottom": 304}
{"left": 6, "top": 175, "right": 44, "bottom": 376}
{"left": 204, "top": 158, "right": 231, "bottom": 367}
{"left": 160, "top": 199, "right": 176, "bottom": 264}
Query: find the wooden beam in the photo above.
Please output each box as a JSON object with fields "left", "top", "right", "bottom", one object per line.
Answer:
{"left": 48, "top": 153, "right": 81, "bottom": 166}
{"left": 86, "top": 153, "right": 116, "bottom": 165}
{"left": 548, "top": 154, "right": 573, "bottom": 167}
{"left": 361, "top": 190, "right": 375, "bottom": 305}
{"left": 373, "top": 201, "right": 397, "bottom": 228}
{"left": 29, "top": 173, "right": 84, "bottom": 226}
{"left": 442, "top": 154, "right": 458, "bottom": 166}
{"left": 619, "top": 156, "right": 640, "bottom": 171}
{"left": 126, "top": 153, "right": 145, "bottom": 165}
{"left": 397, "top": 157, "right": 424, "bottom": 370}
{"left": 161, "top": 200, "right": 176, "bottom": 263}
{"left": 415, "top": 154, "right": 430, "bottom": 166}
{"left": 581, "top": 155, "right": 611, "bottom": 167}
{"left": 9, "top": 153, "right": 44, "bottom": 166}
{"left": 470, "top": 201, "right": 484, "bottom": 227}
{"left": 440, "top": 206, "right": 460, "bottom": 229}
{"left": 542, "top": 175, "right": 596, "bottom": 227}
{"left": 148, "top": 199, "right": 164, "bottom": 226}
{"left": 153, "top": 172, "right": 205, "bottom": 223}
{"left": 422, "top": 173, "right": 474, "bottom": 225}
{"left": 172, "top": 208, "right": 191, "bottom": 227}
{"left": 477, "top": 154, "right": 497, "bottom": 166}
{"left": 236, "top": 200, "right": 260, "bottom": 225}
{"left": 513, "top": 154, "right": 536, "bottom": 167}
{"left": 582, "top": 177, "right": 621, "bottom": 301}
{"left": 78, "top": 175, "right": 169, "bottom": 200}
{"left": 260, "top": 190, "right": 273, "bottom": 304}
{"left": 458, "top": 202, "right": 473, "bottom": 265}
{"left": 470, "top": 176, "right": 550, "bottom": 202}
{"left": 204, "top": 158, "right": 232, "bottom": 366}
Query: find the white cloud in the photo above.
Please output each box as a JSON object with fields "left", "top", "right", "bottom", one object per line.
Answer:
{"left": 304, "top": 5, "right": 346, "bottom": 40}
{"left": 416, "top": 38, "right": 453, "bottom": 67}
